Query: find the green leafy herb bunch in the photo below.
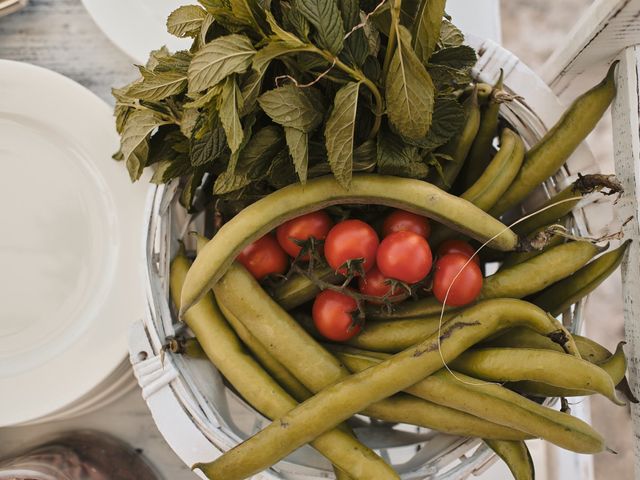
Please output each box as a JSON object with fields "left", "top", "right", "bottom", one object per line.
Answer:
{"left": 113, "top": 0, "right": 476, "bottom": 209}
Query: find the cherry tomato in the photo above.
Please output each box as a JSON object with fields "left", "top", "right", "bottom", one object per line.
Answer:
{"left": 324, "top": 219, "right": 379, "bottom": 275}
{"left": 312, "top": 289, "right": 362, "bottom": 341}
{"left": 276, "top": 210, "right": 334, "bottom": 260}
{"left": 376, "top": 231, "right": 432, "bottom": 284}
{"left": 432, "top": 253, "right": 483, "bottom": 306}
{"left": 436, "top": 239, "right": 480, "bottom": 265}
{"left": 382, "top": 209, "right": 431, "bottom": 239}
{"left": 358, "top": 267, "right": 408, "bottom": 304}
{"left": 236, "top": 235, "right": 289, "bottom": 280}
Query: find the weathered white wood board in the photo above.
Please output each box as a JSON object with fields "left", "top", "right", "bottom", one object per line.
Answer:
{"left": 542, "top": 0, "right": 640, "bottom": 97}
{"left": 611, "top": 45, "right": 640, "bottom": 479}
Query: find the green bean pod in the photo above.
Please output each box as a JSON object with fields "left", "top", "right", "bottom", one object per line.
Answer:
{"left": 485, "top": 440, "right": 534, "bottom": 480}
{"left": 272, "top": 266, "right": 341, "bottom": 310}
{"left": 430, "top": 88, "right": 481, "bottom": 190}
{"left": 463, "top": 71, "right": 505, "bottom": 189}
{"left": 215, "top": 263, "right": 527, "bottom": 439}
{"left": 461, "top": 128, "right": 525, "bottom": 211}
{"left": 530, "top": 240, "right": 630, "bottom": 316}
{"left": 480, "top": 240, "right": 601, "bottom": 300}
{"left": 359, "top": 393, "right": 530, "bottom": 441}
{"left": 512, "top": 342, "right": 627, "bottom": 398}
{"left": 428, "top": 128, "right": 526, "bottom": 246}
{"left": 500, "top": 225, "right": 564, "bottom": 269}
{"left": 330, "top": 346, "right": 602, "bottom": 454}
{"left": 219, "top": 302, "right": 312, "bottom": 403}
{"left": 170, "top": 253, "right": 397, "bottom": 480}
{"left": 181, "top": 174, "right": 521, "bottom": 315}
{"left": 195, "top": 300, "right": 579, "bottom": 480}
{"left": 449, "top": 347, "right": 623, "bottom": 404}
{"left": 214, "top": 262, "right": 351, "bottom": 393}
{"left": 490, "top": 63, "right": 618, "bottom": 217}
{"left": 484, "top": 328, "right": 612, "bottom": 363}
{"left": 512, "top": 174, "right": 623, "bottom": 236}
{"left": 368, "top": 240, "right": 601, "bottom": 324}
{"left": 347, "top": 312, "right": 456, "bottom": 353}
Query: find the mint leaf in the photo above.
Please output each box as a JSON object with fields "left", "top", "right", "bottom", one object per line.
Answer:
{"left": 219, "top": 75, "right": 244, "bottom": 153}
{"left": 252, "top": 41, "right": 311, "bottom": 74}
{"left": 167, "top": 5, "right": 208, "bottom": 38}
{"left": 126, "top": 68, "right": 187, "bottom": 101}
{"left": 121, "top": 110, "right": 169, "bottom": 181}
{"left": 429, "top": 45, "right": 477, "bottom": 70}
{"left": 404, "top": 95, "right": 464, "bottom": 150}
{"left": 145, "top": 46, "right": 171, "bottom": 70}
{"left": 265, "top": 10, "right": 306, "bottom": 47}
{"left": 190, "top": 112, "right": 227, "bottom": 166}
{"left": 339, "top": 0, "right": 368, "bottom": 66}
{"left": 180, "top": 106, "right": 200, "bottom": 138}
{"left": 438, "top": 19, "right": 464, "bottom": 48}
{"left": 385, "top": 25, "right": 435, "bottom": 141}
{"left": 188, "top": 34, "right": 256, "bottom": 93}
{"left": 282, "top": 2, "right": 311, "bottom": 40}
{"left": 377, "top": 129, "right": 429, "bottom": 179}
{"left": 295, "top": 0, "right": 345, "bottom": 55}
{"left": 239, "top": 69, "right": 263, "bottom": 116}
{"left": 230, "top": 0, "right": 269, "bottom": 35}
{"left": 285, "top": 127, "right": 309, "bottom": 183}
{"left": 325, "top": 82, "right": 360, "bottom": 188}
{"left": 214, "top": 125, "right": 284, "bottom": 194}
{"left": 412, "top": 0, "right": 446, "bottom": 63}
{"left": 258, "top": 84, "right": 324, "bottom": 132}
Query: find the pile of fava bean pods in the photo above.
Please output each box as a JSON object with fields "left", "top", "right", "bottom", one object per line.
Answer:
{"left": 170, "top": 63, "right": 634, "bottom": 480}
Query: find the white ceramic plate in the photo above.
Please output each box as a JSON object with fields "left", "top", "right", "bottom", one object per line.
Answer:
{"left": 82, "top": 0, "right": 193, "bottom": 64}
{"left": 0, "top": 60, "right": 148, "bottom": 426}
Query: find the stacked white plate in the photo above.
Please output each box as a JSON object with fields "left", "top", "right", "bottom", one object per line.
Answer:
{"left": 0, "top": 60, "right": 148, "bottom": 426}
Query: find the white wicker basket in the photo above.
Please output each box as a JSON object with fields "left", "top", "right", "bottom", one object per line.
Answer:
{"left": 128, "top": 38, "right": 602, "bottom": 480}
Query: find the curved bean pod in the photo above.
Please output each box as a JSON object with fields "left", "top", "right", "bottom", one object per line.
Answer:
{"left": 530, "top": 240, "right": 630, "bottom": 316}
{"left": 485, "top": 440, "right": 534, "bottom": 480}
{"left": 512, "top": 174, "right": 623, "bottom": 236}
{"left": 491, "top": 63, "right": 618, "bottom": 217}
{"left": 461, "top": 128, "right": 525, "bottom": 212}
{"left": 272, "top": 266, "right": 340, "bottom": 311}
{"left": 512, "top": 342, "right": 627, "bottom": 399}
{"left": 330, "top": 346, "right": 602, "bottom": 454}
{"left": 479, "top": 240, "right": 601, "bottom": 300}
{"left": 195, "top": 299, "right": 579, "bottom": 480}
{"left": 500, "top": 225, "right": 564, "bottom": 269}
{"left": 180, "top": 174, "right": 520, "bottom": 315}
{"left": 170, "top": 252, "right": 397, "bottom": 480}
{"left": 450, "top": 347, "right": 623, "bottom": 404}
{"left": 463, "top": 71, "right": 505, "bottom": 189}
{"left": 430, "top": 88, "right": 481, "bottom": 190}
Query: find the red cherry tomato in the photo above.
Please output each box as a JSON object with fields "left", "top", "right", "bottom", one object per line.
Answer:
{"left": 358, "top": 267, "right": 408, "bottom": 304}
{"left": 276, "top": 210, "right": 334, "bottom": 260}
{"left": 376, "top": 231, "right": 432, "bottom": 284}
{"left": 236, "top": 235, "right": 289, "bottom": 280}
{"left": 312, "top": 290, "right": 362, "bottom": 341}
{"left": 432, "top": 253, "right": 483, "bottom": 306}
{"left": 437, "top": 239, "right": 480, "bottom": 265}
{"left": 382, "top": 209, "right": 431, "bottom": 239}
{"left": 324, "top": 219, "right": 379, "bottom": 275}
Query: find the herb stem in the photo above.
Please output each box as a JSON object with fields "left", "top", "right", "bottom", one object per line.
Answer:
{"left": 311, "top": 46, "right": 383, "bottom": 139}
{"left": 382, "top": 0, "right": 402, "bottom": 81}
